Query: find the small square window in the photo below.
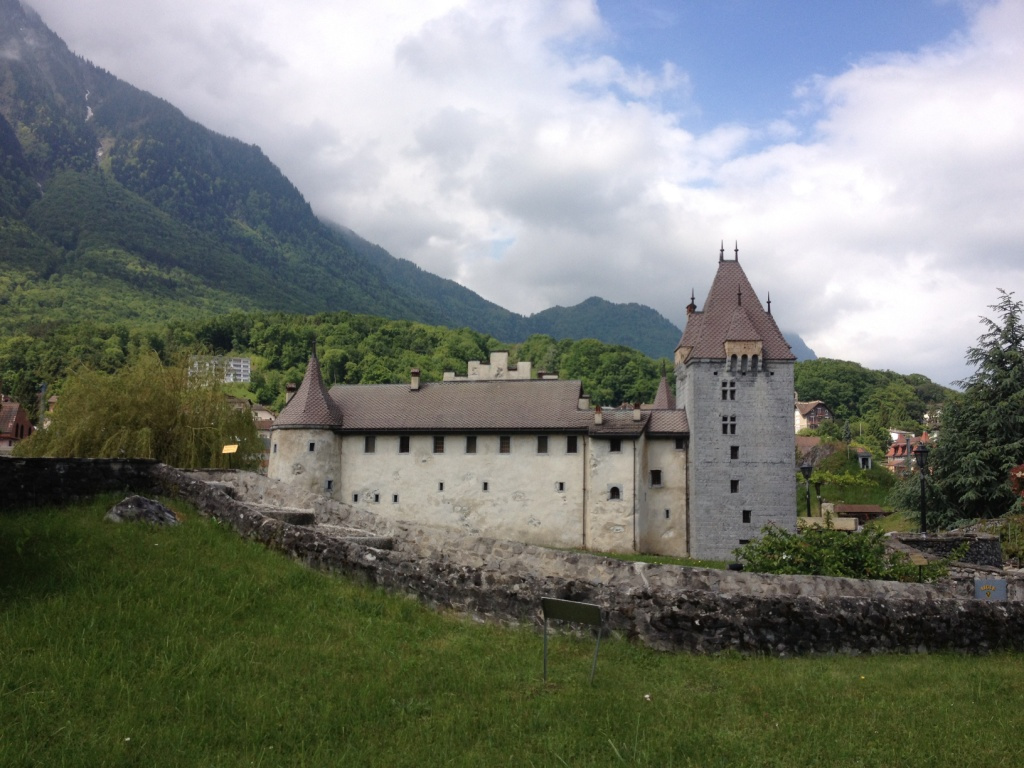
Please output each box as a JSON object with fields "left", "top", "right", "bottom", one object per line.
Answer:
{"left": 609, "top": 438, "right": 622, "bottom": 453}
{"left": 567, "top": 436, "right": 578, "bottom": 454}
{"left": 499, "top": 435, "right": 511, "bottom": 454}
{"left": 466, "top": 435, "right": 477, "bottom": 454}
{"left": 609, "top": 486, "right": 622, "bottom": 500}
{"left": 556, "top": 481, "right": 565, "bottom": 492}
{"left": 650, "top": 469, "right": 662, "bottom": 486}
{"left": 675, "top": 437, "right": 685, "bottom": 450}
{"left": 399, "top": 435, "right": 410, "bottom": 454}
{"left": 730, "top": 480, "right": 739, "bottom": 493}
{"left": 308, "top": 442, "right": 316, "bottom": 452}
{"left": 352, "top": 493, "right": 359, "bottom": 503}
{"left": 364, "top": 435, "right": 376, "bottom": 453}
{"left": 438, "top": 482, "right": 444, "bottom": 492}
{"left": 739, "top": 539, "right": 750, "bottom": 546}
{"left": 731, "top": 446, "right": 739, "bottom": 460}
{"left": 325, "top": 479, "right": 333, "bottom": 491}
{"left": 373, "top": 493, "right": 380, "bottom": 503}
{"left": 433, "top": 435, "right": 445, "bottom": 454}
{"left": 392, "top": 494, "right": 399, "bottom": 503}
{"left": 537, "top": 435, "right": 548, "bottom": 454}
{"left": 742, "top": 509, "right": 752, "bottom": 524}
{"left": 482, "top": 481, "right": 489, "bottom": 491}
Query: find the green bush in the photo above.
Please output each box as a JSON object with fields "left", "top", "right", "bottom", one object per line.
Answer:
{"left": 734, "top": 524, "right": 951, "bottom": 582}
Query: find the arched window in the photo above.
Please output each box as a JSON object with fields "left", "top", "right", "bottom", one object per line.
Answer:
{"left": 609, "top": 486, "right": 622, "bottom": 501}
{"left": 729, "top": 354, "right": 737, "bottom": 372}
{"left": 751, "top": 354, "right": 759, "bottom": 371}
{"left": 740, "top": 354, "right": 748, "bottom": 372}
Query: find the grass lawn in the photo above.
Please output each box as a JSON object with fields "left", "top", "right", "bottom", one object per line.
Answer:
{"left": 3, "top": 496, "right": 1024, "bottom": 767}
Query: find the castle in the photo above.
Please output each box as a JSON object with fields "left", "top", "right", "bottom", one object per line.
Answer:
{"left": 268, "top": 251, "right": 796, "bottom": 560}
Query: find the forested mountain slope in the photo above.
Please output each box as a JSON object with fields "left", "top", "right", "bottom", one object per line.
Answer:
{"left": 0, "top": 0, "right": 703, "bottom": 359}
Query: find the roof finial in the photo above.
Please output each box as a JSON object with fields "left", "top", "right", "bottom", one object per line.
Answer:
{"left": 734, "top": 241, "right": 739, "bottom": 260}
{"left": 686, "top": 289, "right": 697, "bottom": 315}
{"left": 767, "top": 291, "right": 772, "bottom": 315}
{"left": 719, "top": 241, "right": 724, "bottom": 262}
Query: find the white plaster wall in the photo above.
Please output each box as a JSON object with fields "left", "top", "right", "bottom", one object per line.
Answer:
{"left": 341, "top": 433, "right": 586, "bottom": 548}
{"left": 267, "top": 429, "right": 343, "bottom": 497}
{"left": 638, "top": 437, "right": 689, "bottom": 557}
{"left": 584, "top": 437, "right": 638, "bottom": 553}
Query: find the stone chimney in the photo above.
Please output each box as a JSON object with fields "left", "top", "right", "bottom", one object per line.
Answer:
{"left": 410, "top": 369, "right": 421, "bottom": 391}
{"left": 633, "top": 403, "right": 642, "bottom": 422}
{"left": 594, "top": 405, "right": 603, "bottom": 425}
{"left": 285, "top": 382, "right": 297, "bottom": 404}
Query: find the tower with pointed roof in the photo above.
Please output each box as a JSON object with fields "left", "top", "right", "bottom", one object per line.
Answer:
{"left": 675, "top": 246, "right": 796, "bottom": 560}
{"left": 268, "top": 351, "right": 345, "bottom": 495}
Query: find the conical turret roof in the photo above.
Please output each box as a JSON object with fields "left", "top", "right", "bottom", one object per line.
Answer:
{"left": 677, "top": 258, "right": 794, "bottom": 361}
{"left": 274, "top": 353, "right": 343, "bottom": 429}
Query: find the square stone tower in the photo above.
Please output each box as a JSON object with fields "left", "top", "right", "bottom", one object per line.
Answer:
{"left": 675, "top": 249, "right": 797, "bottom": 560}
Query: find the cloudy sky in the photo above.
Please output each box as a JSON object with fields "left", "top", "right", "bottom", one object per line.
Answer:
{"left": 26, "top": 0, "right": 1024, "bottom": 387}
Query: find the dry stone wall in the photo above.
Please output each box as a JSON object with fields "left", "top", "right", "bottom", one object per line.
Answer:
{"left": 5, "top": 458, "right": 1024, "bottom": 656}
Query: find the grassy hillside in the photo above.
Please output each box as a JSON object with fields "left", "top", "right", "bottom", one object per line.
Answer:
{"left": 3, "top": 496, "right": 1024, "bottom": 766}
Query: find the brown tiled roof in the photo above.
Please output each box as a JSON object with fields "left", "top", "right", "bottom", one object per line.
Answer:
{"left": 647, "top": 409, "right": 689, "bottom": 435}
{"left": 651, "top": 376, "right": 676, "bottom": 410}
{"left": 327, "top": 379, "right": 594, "bottom": 432}
{"left": 677, "top": 259, "right": 795, "bottom": 361}
{"left": 589, "top": 409, "right": 649, "bottom": 437}
{"left": 0, "top": 402, "right": 21, "bottom": 435}
{"left": 796, "top": 400, "right": 828, "bottom": 417}
{"left": 274, "top": 355, "right": 343, "bottom": 429}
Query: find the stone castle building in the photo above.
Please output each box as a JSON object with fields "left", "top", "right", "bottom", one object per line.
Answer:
{"left": 268, "top": 251, "right": 796, "bottom": 560}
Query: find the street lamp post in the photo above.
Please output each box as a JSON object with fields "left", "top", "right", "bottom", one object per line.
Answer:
{"left": 800, "top": 461, "right": 813, "bottom": 517}
{"left": 913, "top": 443, "right": 929, "bottom": 534}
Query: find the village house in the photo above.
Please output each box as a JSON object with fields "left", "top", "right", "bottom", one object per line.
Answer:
{"left": 268, "top": 250, "right": 797, "bottom": 561}
{"left": 0, "top": 394, "right": 34, "bottom": 456}
{"left": 794, "top": 399, "right": 833, "bottom": 431}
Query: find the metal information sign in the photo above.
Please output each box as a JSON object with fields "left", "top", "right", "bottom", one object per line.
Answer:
{"left": 974, "top": 578, "right": 1007, "bottom": 601}
{"left": 541, "top": 597, "right": 603, "bottom": 684}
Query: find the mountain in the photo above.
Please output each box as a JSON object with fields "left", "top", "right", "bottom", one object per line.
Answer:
{"left": 0, "top": 0, "right": 811, "bottom": 363}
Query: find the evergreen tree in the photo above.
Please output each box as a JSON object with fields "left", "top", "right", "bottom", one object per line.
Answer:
{"left": 929, "top": 290, "right": 1024, "bottom": 522}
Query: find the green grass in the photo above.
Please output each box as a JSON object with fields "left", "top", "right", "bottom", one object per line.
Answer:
{"left": 582, "top": 550, "right": 730, "bottom": 569}
{"left": 4, "top": 497, "right": 1024, "bottom": 767}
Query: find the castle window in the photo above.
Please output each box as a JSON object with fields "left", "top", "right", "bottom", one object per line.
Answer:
{"left": 739, "top": 539, "right": 750, "bottom": 546}
{"left": 392, "top": 494, "right": 399, "bottom": 503}
{"left": 743, "top": 509, "right": 751, "bottom": 524}
{"left": 650, "top": 469, "right": 662, "bottom": 487}
{"left": 752, "top": 354, "right": 759, "bottom": 371}
{"left": 499, "top": 435, "right": 511, "bottom": 454}
{"left": 729, "top": 354, "right": 738, "bottom": 372}
{"left": 438, "top": 482, "right": 444, "bottom": 492}
{"left": 433, "top": 435, "right": 445, "bottom": 454}
{"left": 537, "top": 436, "right": 548, "bottom": 454}
{"left": 665, "top": 509, "right": 671, "bottom": 519}
{"left": 567, "top": 436, "right": 578, "bottom": 454}
{"left": 466, "top": 435, "right": 477, "bottom": 454}
{"left": 721, "top": 381, "right": 736, "bottom": 400}
{"left": 308, "top": 442, "right": 316, "bottom": 452}
{"left": 731, "top": 446, "right": 739, "bottom": 460}
{"left": 730, "top": 480, "right": 739, "bottom": 493}
{"left": 741, "top": 355, "right": 749, "bottom": 373}
{"left": 399, "top": 435, "right": 410, "bottom": 454}
{"left": 364, "top": 435, "right": 376, "bottom": 453}
{"left": 675, "top": 437, "right": 685, "bottom": 450}
{"left": 352, "top": 493, "right": 359, "bottom": 503}
{"left": 482, "top": 481, "right": 489, "bottom": 491}
{"left": 609, "top": 438, "right": 622, "bottom": 453}
{"left": 325, "top": 479, "right": 333, "bottom": 492}
{"left": 272, "top": 443, "right": 277, "bottom": 454}
{"left": 609, "top": 486, "right": 622, "bottom": 500}
{"left": 556, "top": 481, "right": 565, "bottom": 492}
{"left": 721, "top": 416, "right": 736, "bottom": 435}
{"left": 373, "top": 493, "right": 380, "bottom": 503}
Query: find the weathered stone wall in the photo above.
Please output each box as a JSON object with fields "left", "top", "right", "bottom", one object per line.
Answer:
{"left": 1, "top": 457, "right": 160, "bottom": 510}
{"left": 7, "top": 458, "right": 1024, "bottom": 656}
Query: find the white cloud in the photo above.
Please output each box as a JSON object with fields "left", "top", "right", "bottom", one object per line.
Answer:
{"left": 25, "top": 0, "right": 1024, "bottom": 386}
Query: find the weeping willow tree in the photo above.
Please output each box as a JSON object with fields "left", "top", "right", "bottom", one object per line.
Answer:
{"left": 15, "top": 350, "right": 263, "bottom": 469}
